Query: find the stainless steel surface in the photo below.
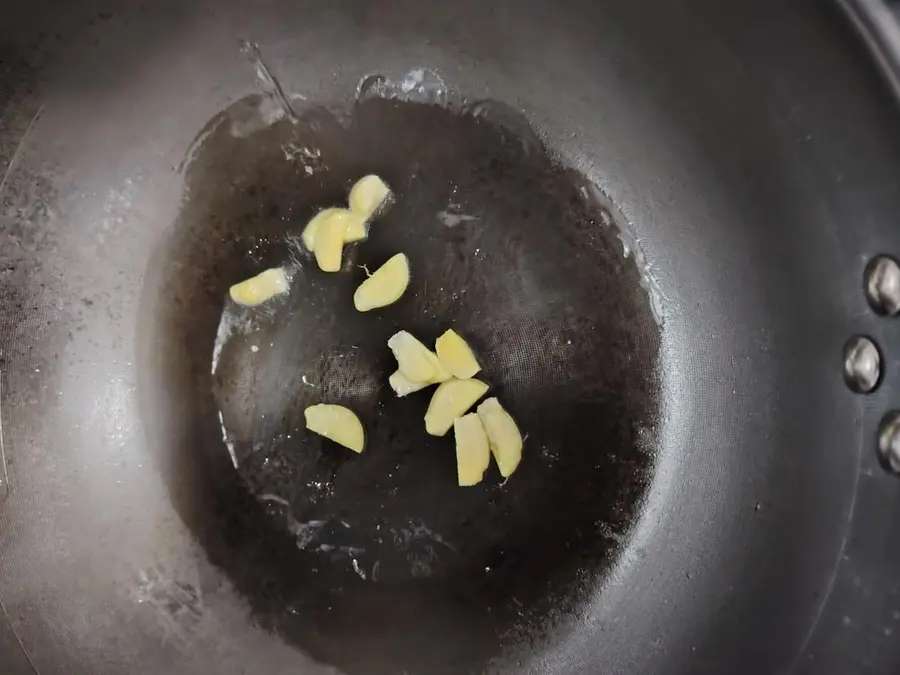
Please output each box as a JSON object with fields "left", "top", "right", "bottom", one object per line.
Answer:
{"left": 843, "top": 336, "right": 883, "bottom": 393}
{"left": 865, "top": 255, "right": 900, "bottom": 316}
{"left": 878, "top": 411, "right": 900, "bottom": 474}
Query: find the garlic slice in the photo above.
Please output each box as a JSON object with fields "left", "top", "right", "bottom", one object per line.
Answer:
{"left": 229, "top": 267, "right": 289, "bottom": 306}
{"left": 342, "top": 211, "right": 369, "bottom": 243}
{"left": 388, "top": 331, "right": 439, "bottom": 383}
{"left": 388, "top": 370, "right": 430, "bottom": 397}
{"left": 477, "top": 397, "right": 523, "bottom": 477}
{"left": 435, "top": 329, "right": 481, "bottom": 379}
{"left": 304, "top": 404, "right": 365, "bottom": 453}
{"left": 349, "top": 174, "right": 391, "bottom": 220}
{"left": 313, "top": 212, "right": 346, "bottom": 272}
{"left": 424, "top": 378, "right": 489, "bottom": 437}
{"left": 302, "top": 208, "right": 368, "bottom": 251}
{"left": 354, "top": 253, "right": 410, "bottom": 311}
{"left": 454, "top": 413, "right": 490, "bottom": 486}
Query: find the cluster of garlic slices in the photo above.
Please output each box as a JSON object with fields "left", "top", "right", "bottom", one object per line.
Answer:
{"left": 227, "top": 175, "right": 523, "bottom": 486}
{"left": 388, "top": 329, "right": 522, "bottom": 485}
{"left": 228, "top": 174, "right": 402, "bottom": 307}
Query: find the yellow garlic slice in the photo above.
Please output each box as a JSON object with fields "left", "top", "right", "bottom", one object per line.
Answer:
{"left": 477, "top": 397, "right": 523, "bottom": 477}
{"left": 425, "top": 350, "right": 451, "bottom": 383}
{"left": 302, "top": 208, "right": 338, "bottom": 251}
{"left": 313, "top": 211, "right": 346, "bottom": 272}
{"left": 302, "top": 208, "right": 368, "bottom": 251}
{"left": 354, "top": 253, "right": 410, "bottom": 312}
{"left": 454, "top": 413, "right": 490, "bottom": 486}
{"left": 386, "top": 349, "right": 450, "bottom": 396}
{"left": 341, "top": 211, "right": 369, "bottom": 243}
{"left": 388, "top": 331, "right": 439, "bottom": 383}
{"left": 424, "top": 378, "right": 489, "bottom": 437}
{"left": 304, "top": 404, "right": 365, "bottom": 453}
{"left": 388, "top": 370, "right": 430, "bottom": 397}
{"left": 229, "top": 267, "right": 289, "bottom": 306}
{"left": 435, "top": 329, "right": 481, "bottom": 379}
{"left": 348, "top": 174, "right": 391, "bottom": 220}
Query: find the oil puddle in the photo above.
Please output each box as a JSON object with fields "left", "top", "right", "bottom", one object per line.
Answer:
{"left": 138, "top": 77, "right": 662, "bottom": 674}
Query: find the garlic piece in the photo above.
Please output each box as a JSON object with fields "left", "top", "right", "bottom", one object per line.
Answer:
{"left": 425, "top": 378, "right": 489, "bottom": 437}
{"left": 313, "top": 211, "right": 346, "bottom": 272}
{"left": 387, "top": 346, "right": 450, "bottom": 396}
{"left": 349, "top": 174, "right": 391, "bottom": 220}
{"left": 229, "top": 267, "right": 289, "bottom": 306}
{"left": 304, "top": 404, "right": 365, "bottom": 453}
{"left": 477, "top": 397, "right": 523, "bottom": 477}
{"left": 435, "top": 329, "right": 481, "bottom": 379}
{"left": 388, "top": 370, "right": 430, "bottom": 397}
{"left": 454, "top": 413, "right": 490, "bottom": 486}
{"left": 388, "top": 331, "right": 438, "bottom": 383}
{"left": 302, "top": 208, "right": 338, "bottom": 252}
{"left": 425, "top": 351, "right": 452, "bottom": 383}
{"left": 302, "top": 208, "right": 368, "bottom": 251}
{"left": 341, "top": 211, "right": 369, "bottom": 243}
{"left": 354, "top": 253, "right": 410, "bottom": 311}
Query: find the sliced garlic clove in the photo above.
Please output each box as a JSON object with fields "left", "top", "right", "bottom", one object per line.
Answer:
{"left": 302, "top": 222, "right": 317, "bottom": 252}
{"left": 354, "top": 253, "right": 410, "bottom": 311}
{"left": 229, "top": 267, "right": 290, "bottom": 306}
{"left": 341, "top": 211, "right": 369, "bottom": 243}
{"left": 435, "top": 329, "right": 481, "bottom": 379}
{"left": 313, "top": 212, "right": 346, "bottom": 272}
{"left": 349, "top": 174, "right": 391, "bottom": 220}
{"left": 303, "top": 208, "right": 369, "bottom": 252}
{"left": 425, "top": 350, "right": 452, "bottom": 383}
{"left": 304, "top": 404, "right": 365, "bottom": 453}
{"left": 454, "top": 413, "right": 490, "bottom": 486}
{"left": 477, "top": 397, "right": 523, "bottom": 477}
{"left": 302, "top": 208, "right": 339, "bottom": 252}
{"left": 388, "top": 331, "right": 438, "bottom": 383}
{"left": 387, "top": 348, "right": 449, "bottom": 396}
{"left": 424, "top": 378, "right": 489, "bottom": 436}
{"left": 388, "top": 370, "right": 430, "bottom": 397}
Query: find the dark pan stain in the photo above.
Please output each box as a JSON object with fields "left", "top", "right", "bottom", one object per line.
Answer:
{"left": 137, "top": 94, "right": 661, "bottom": 674}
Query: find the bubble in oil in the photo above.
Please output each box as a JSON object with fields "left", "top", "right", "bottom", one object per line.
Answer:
{"left": 355, "top": 68, "right": 448, "bottom": 105}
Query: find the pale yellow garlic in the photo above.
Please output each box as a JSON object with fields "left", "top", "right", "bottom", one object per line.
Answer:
{"left": 348, "top": 174, "right": 391, "bottom": 220}
{"left": 313, "top": 212, "right": 346, "bottom": 272}
{"left": 425, "top": 351, "right": 452, "bottom": 383}
{"left": 341, "top": 211, "right": 369, "bottom": 243}
{"left": 454, "top": 413, "right": 490, "bottom": 486}
{"left": 435, "top": 329, "right": 481, "bottom": 379}
{"left": 228, "top": 267, "right": 289, "bottom": 306}
{"left": 388, "top": 331, "right": 439, "bottom": 383}
{"left": 424, "top": 378, "right": 489, "bottom": 436}
{"left": 302, "top": 208, "right": 338, "bottom": 251}
{"left": 304, "top": 404, "right": 365, "bottom": 453}
{"left": 302, "top": 208, "right": 368, "bottom": 251}
{"left": 388, "top": 370, "right": 430, "bottom": 397}
{"left": 354, "top": 253, "right": 410, "bottom": 311}
{"left": 477, "top": 397, "right": 522, "bottom": 477}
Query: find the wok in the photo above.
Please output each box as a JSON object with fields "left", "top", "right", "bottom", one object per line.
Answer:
{"left": 1, "top": 0, "right": 900, "bottom": 673}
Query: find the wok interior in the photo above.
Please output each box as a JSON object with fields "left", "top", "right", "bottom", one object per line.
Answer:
{"left": 140, "top": 97, "right": 661, "bottom": 672}
{"left": 3, "top": 1, "right": 893, "bottom": 674}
